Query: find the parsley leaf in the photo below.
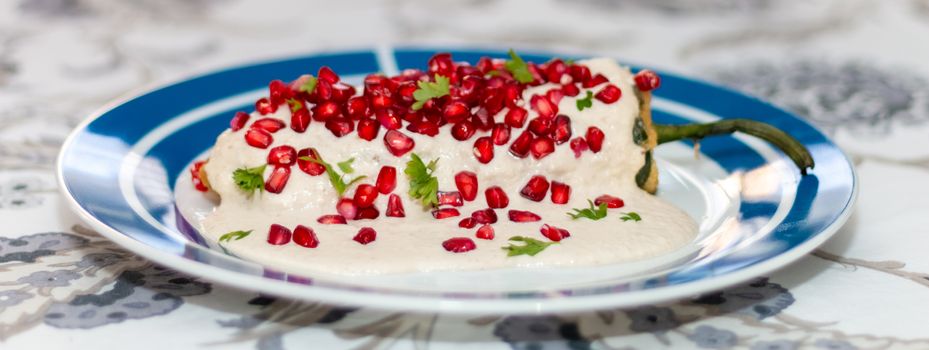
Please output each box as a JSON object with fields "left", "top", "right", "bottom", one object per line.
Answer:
{"left": 299, "top": 152, "right": 366, "bottom": 197}
{"left": 404, "top": 153, "right": 439, "bottom": 209}
{"left": 299, "top": 75, "right": 318, "bottom": 94}
{"left": 504, "top": 49, "right": 534, "bottom": 84}
{"left": 232, "top": 164, "right": 267, "bottom": 195}
{"left": 286, "top": 98, "right": 303, "bottom": 111}
{"left": 502, "top": 236, "right": 558, "bottom": 257}
{"left": 564, "top": 58, "right": 576, "bottom": 65}
{"left": 568, "top": 200, "right": 609, "bottom": 220}
{"left": 576, "top": 90, "right": 594, "bottom": 111}
{"left": 411, "top": 75, "right": 450, "bottom": 110}
{"left": 219, "top": 230, "right": 252, "bottom": 243}
{"left": 620, "top": 212, "right": 642, "bottom": 222}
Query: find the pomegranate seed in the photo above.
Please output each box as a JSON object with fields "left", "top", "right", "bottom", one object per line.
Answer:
{"left": 540, "top": 224, "right": 570, "bottom": 242}
{"left": 395, "top": 82, "right": 417, "bottom": 106}
{"left": 569, "top": 64, "right": 591, "bottom": 83}
{"left": 451, "top": 121, "right": 477, "bottom": 141}
{"left": 406, "top": 120, "right": 439, "bottom": 136}
{"left": 267, "top": 145, "right": 296, "bottom": 166}
{"left": 530, "top": 136, "right": 555, "bottom": 159}
{"left": 190, "top": 160, "right": 208, "bottom": 192}
{"left": 476, "top": 225, "right": 495, "bottom": 240}
{"left": 550, "top": 181, "right": 571, "bottom": 204}
{"left": 586, "top": 127, "right": 605, "bottom": 153}
{"left": 230, "top": 112, "right": 250, "bottom": 131}
{"left": 386, "top": 193, "right": 405, "bottom": 217}
{"left": 432, "top": 208, "right": 461, "bottom": 219}
{"left": 313, "top": 101, "right": 342, "bottom": 121}
{"left": 595, "top": 84, "right": 622, "bottom": 104}
{"left": 264, "top": 166, "right": 290, "bottom": 194}
{"left": 370, "top": 93, "right": 393, "bottom": 111}
{"left": 491, "top": 123, "right": 511, "bottom": 145}
{"left": 509, "top": 130, "right": 534, "bottom": 158}
{"left": 582, "top": 74, "right": 608, "bottom": 88}
{"left": 561, "top": 83, "right": 580, "bottom": 97}
{"left": 357, "top": 118, "right": 380, "bottom": 141}
{"left": 428, "top": 191, "right": 459, "bottom": 208}
{"left": 458, "top": 64, "right": 480, "bottom": 78}
{"left": 293, "top": 225, "right": 319, "bottom": 248}
{"left": 267, "top": 224, "right": 291, "bottom": 245}
{"left": 296, "top": 148, "right": 326, "bottom": 175}
{"left": 356, "top": 207, "right": 380, "bottom": 220}
{"left": 458, "top": 76, "right": 484, "bottom": 103}
{"left": 252, "top": 118, "right": 285, "bottom": 133}
{"left": 545, "top": 59, "right": 567, "bottom": 83}
{"left": 245, "top": 128, "right": 273, "bottom": 149}
{"left": 291, "top": 108, "right": 311, "bottom": 133}
{"left": 313, "top": 80, "right": 332, "bottom": 101}
{"left": 546, "top": 88, "right": 564, "bottom": 105}
{"left": 508, "top": 210, "right": 541, "bottom": 222}
{"left": 384, "top": 130, "right": 415, "bottom": 156}
{"left": 317, "top": 66, "right": 340, "bottom": 84}
{"left": 504, "top": 106, "right": 529, "bottom": 128}
{"left": 471, "top": 108, "right": 494, "bottom": 131}
{"left": 570, "top": 137, "right": 589, "bottom": 158}
{"left": 428, "top": 53, "right": 455, "bottom": 77}
{"left": 442, "top": 237, "right": 476, "bottom": 253}
{"left": 364, "top": 74, "right": 388, "bottom": 94}
{"left": 551, "top": 115, "right": 572, "bottom": 144}
{"left": 336, "top": 197, "right": 358, "bottom": 220}
{"left": 485, "top": 186, "right": 509, "bottom": 208}
{"left": 473, "top": 136, "right": 494, "bottom": 164}
{"left": 634, "top": 69, "right": 662, "bottom": 91}
{"left": 255, "top": 97, "right": 277, "bottom": 115}
{"left": 471, "top": 208, "right": 498, "bottom": 224}
{"left": 330, "top": 83, "right": 356, "bottom": 103}
{"left": 520, "top": 176, "right": 550, "bottom": 202}
{"left": 459, "top": 217, "right": 477, "bottom": 228}
{"left": 595, "top": 195, "right": 625, "bottom": 209}
{"left": 530, "top": 94, "right": 558, "bottom": 119}
{"left": 443, "top": 100, "right": 471, "bottom": 123}
{"left": 346, "top": 96, "right": 370, "bottom": 119}
{"left": 454, "top": 171, "right": 478, "bottom": 201}
{"left": 354, "top": 227, "right": 376, "bottom": 245}
{"left": 317, "top": 214, "right": 347, "bottom": 224}
{"left": 268, "top": 80, "right": 294, "bottom": 105}
{"left": 325, "top": 117, "right": 355, "bottom": 137}
{"left": 353, "top": 184, "right": 379, "bottom": 208}
{"left": 477, "top": 57, "right": 494, "bottom": 73}
{"left": 376, "top": 109, "right": 402, "bottom": 130}
{"left": 528, "top": 117, "right": 552, "bottom": 136}
{"left": 375, "top": 166, "right": 397, "bottom": 194}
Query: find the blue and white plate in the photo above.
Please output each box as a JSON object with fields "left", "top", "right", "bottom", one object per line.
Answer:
{"left": 57, "top": 46, "right": 856, "bottom": 314}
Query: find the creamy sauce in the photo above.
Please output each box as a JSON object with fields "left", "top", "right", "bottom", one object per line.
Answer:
{"left": 200, "top": 58, "right": 697, "bottom": 276}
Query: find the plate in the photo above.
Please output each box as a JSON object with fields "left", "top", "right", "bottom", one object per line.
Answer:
{"left": 57, "top": 46, "right": 857, "bottom": 314}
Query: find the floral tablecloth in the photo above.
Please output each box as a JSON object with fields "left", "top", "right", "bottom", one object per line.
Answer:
{"left": 3, "top": 0, "right": 929, "bottom": 349}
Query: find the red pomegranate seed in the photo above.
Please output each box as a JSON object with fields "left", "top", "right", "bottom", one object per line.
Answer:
{"left": 252, "top": 118, "right": 285, "bottom": 133}
{"left": 386, "top": 193, "right": 405, "bottom": 217}
{"left": 331, "top": 83, "right": 356, "bottom": 104}
{"left": 459, "top": 217, "right": 477, "bottom": 228}
{"left": 291, "top": 108, "right": 311, "bottom": 133}
{"left": 561, "top": 83, "right": 580, "bottom": 97}
{"left": 245, "top": 128, "right": 273, "bottom": 149}
{"left": 376, "top": 109, "right": 402, "bottom": 130}
{"left": 255, "top": 97, "right": 277, "bottom": 115}
{"left": 313, "top": 101, "right": 342, "bottom": 121}
{"left": 267, "top": 224, "right": 291, "bottom": 245}
{"left": 353, "top": 227, "right": 376, "bottom": 245}
{"left": 264, "top": 166, "right": 290, "bottom": 194}
{"left": 370, "top": 93, "right": 393, "bottom": 111}
{"left": 530, "top": 94, "right": 558, "bottom": 119}
{"left": 634, "top": 69, "right": 662, "bottom": 91}
{"left": 296, "top": 148, "right": 325, "bottom": 175}
{"left": 504, "top": 106, "right": 528, "bottom": 128}
{"left": 406, "top": 120, "right": 439, "bottom": 136}
{"left": 432, "top": 208, "right": 461, "bottom": 219}
{"left": 317, "top": 66, "right": 340, "bottom": 84}
{"left": 528, "top": 117, "right": 552, "bottom": 136}
{"left": 313, "top": 80, "right": 332, "bottom": 101}
{"left": 582, "top": 74, "right": 608, "bottom": 88}
{"left": 520, "top": 176, "right": 550, "bottom": 202}
{"left": 471, "top": 208, "right": 498, "bottom": 224}
{"left": 540, "top": 224, "right": 570, "bottom": 242}
{"left": 364, "top": 74, "right": 388, "bottom": 93}
{"left": 546, "top": 88, "right": 564, "bottom": 105}
{"left": 530, "top": 136, "right": 555, "bottom": 159}
{"left": 383, "top": 130, "right": 415, "bottom": 156}
{"left": 552, "top": 115, "right": 572, "bottom": 144}
{"left": 325, "top": 117, "right": 354, "bottom": 137}
{"left": 451, "top": 120, "right": 477, "bottom": 141}
{"left": 353, "top": 184, "right": 379, "bottom": 208}
{"left": 569, "top": 64, "right": 591, "bottom": 83}
{"left": 595, "top": 84, "right": 622, "bottom": 104}
{"left": 550, "top": 181, "right": 571, "bottom": 204}
{"left": 485, "top": 186, "right": 509, "bottom": 208}
{"left": 471, "top": 108, "right": 494, "bottom": 131}
{"left": 268, "top": 80, "right": 294, "bottom": 105}
{"left": 293, "top": 225, "right": 319, "bottom": 248}
{"left": 477, "top": 57, "right": 494, "bottom": 73}
{"left": 230, "top": 111, "right": 250, "bottom": 131}
{"left": 267, "top": 145, "right": 296, "bottom": 166}
{"left": 594, "top": 195, "right": 625, "bottom": 209}
{"left": 336, "top": 197, "right": 358, "bottom": 220}
{"left": 437, "top": 191, "right": 464, "bottom": 207}
{"left": 476, "top": 225, "right": 495, "bottom": 240}
{"left": 346, "top": 96, "right": 370, "bottom": 120}
{"left": 356, "top": 207, "right": 380, "bottom": 220}
{"left": 376, "top": 166, "right": 397, "bottom": 194}
{"left": 442, "top": 237, "right": 476, "bottom": 253}
{"left": 458, "top": 76, "right": 484, "bottom": 103}
{"left": 586, "top": 127, "right": 605, "bottom": 153}
{"left": 569, "top": 137, "right": 589, "bottom": 158}
{"left": 473, "top": 136, "right": 494, "bottom": 164}
{"left": 190, "top": 160, "right": 208, "bottom": 192}
{"left": 454, "top": 171, "right": 478, "bottom": 201}
{"left": 317, "top": 214, "right": 347, "bottom": 224}
{"left": 491, "top": 123, "right": 511, "bottom": 145}
{"left": 443, "top": 100, "right": 471, "bottom": 123}
{"left": 509, "top": 130, "right": 534, "bottom": 158}
{"left": 545, "top": 59, "right": 567, "bottom": 83}
{"left": 508, "top": 210, "right": 541, "bottom": 222}
{"left": 357, "top": 118, "right": 380, "bottom": 141}
{"left": 428, "top": 53, "right": 455, "bottom": 77}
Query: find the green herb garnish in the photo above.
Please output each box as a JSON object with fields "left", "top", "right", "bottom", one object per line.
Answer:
{"left": 219, "top": 230, "right": 252, "bottom": 243}
{"left": 232, "top": 164, "right": 267, "bottom": 195}
{"left": 337, "top": 157, "right": 356, "bottom": 174}
{"left": 505, "top": 49, "right": 534, "bottom": 84}
{"left": 564, "top": 58, "right": 576, "bottom": 65}
{"left": 620, "top": 212, "right": 642, "bottom": 222}
{"left": 404, "top": 153, "right": 439, "bottom": 209}
{"left": 502, "top": 236, "right": 558, "bottom": 257}
{"left": 576, "top": 90, "right": 594, "bottom": 111}
{"left": 568, "top": 200, "right": 608, "bottom": 220}
{"left": 411, "top": 75, "right": 450, "bottom": 110}
{"left": 299, "top": 75, "right": 318, "bottom": 94}
{"left": 286, "top": 98, "right": 303, "bottom": 111}
{"left": 299, "top": 152, "right": 366, "bottom": 196}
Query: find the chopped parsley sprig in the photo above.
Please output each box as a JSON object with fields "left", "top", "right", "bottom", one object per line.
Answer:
{"left": 404, "top": 153, "right": 439, "bottom": 209}
{"left": 504, "top": 49, "right": 534, "bottom": 83}
{"left": 219, "top": 230, "right": 252, "bottom": 243}
{"left": 502, "top": 236, "right": 557, "bottom": 257}
{"left": 567, "top": 200, "right": 608, "bottom": 220}
{"left": 232, "top": 164, "right": 267, "bottom": 196}
{"left": 299, "top": 75, "right": 318, "bottom": 94}
{"left": 620, "top": 212, "right": 642, "bottom": 222}
{"left": 576, "top": 90, "right": 594, "bottom": 111}
{"left": 411, "top": 76, "right": 450, "bottom": 110}
{"left": 299, "top": 152, "right": 365, "bottom": 197}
